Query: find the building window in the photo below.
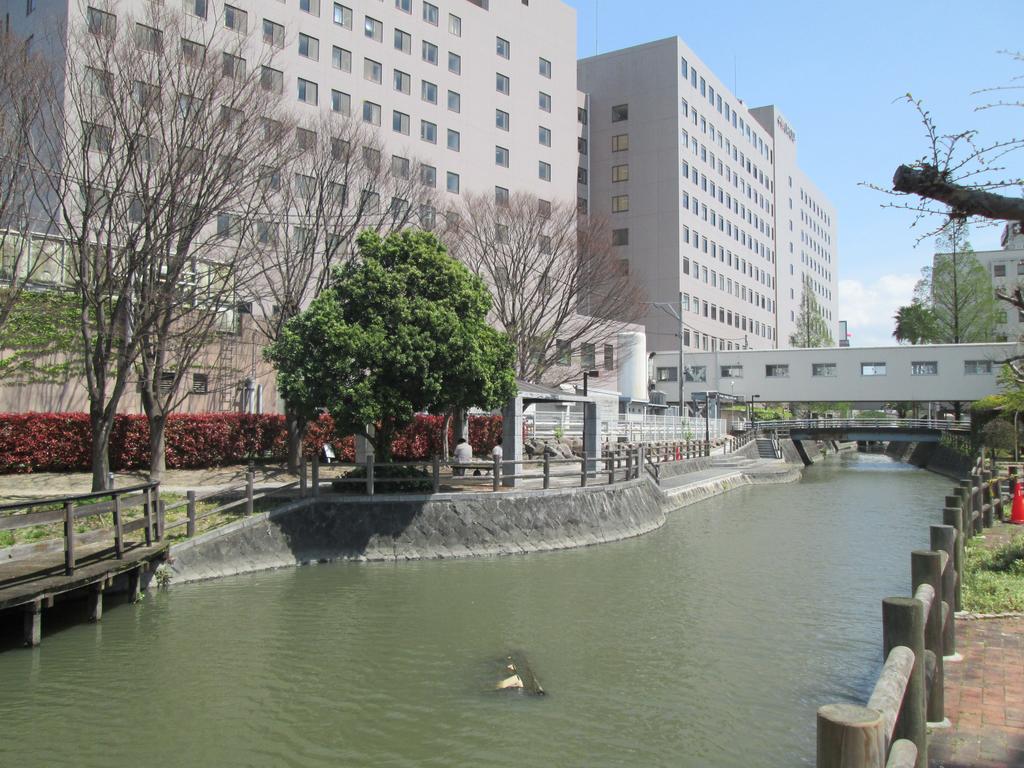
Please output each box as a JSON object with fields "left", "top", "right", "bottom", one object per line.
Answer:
{"left": 539, "top": 92, "right": 551, "bottom": 112}
{"left": 994, "top": 264, "right": 1006, "bottom": 277}
{"left": 299, "top": 33, "right": 319, "bottom": 60}
{"left": 392, "top": 155, "right": 410, "bottom": 178}
{"left": 392, "top": 110, "right": 409, "bottom": 134}
{"left": 964, "top": 360, "right": 993, "bottom": 375}
{"left": 332, "top": 90, "right": 351, "bottom": 115}
{"left": 612, "top": 164, "right": 629, "bottom": 182}
{"left": 447, "top": 90, "right": 460, "bottom": 112}
{"left": 612, "top": 228, "right": 629, "bottom": 246}
{"left": 539, "top": 57, "right": 551, "bottom": 78}
{"left": 539, "top": 161, "right": 551, "bottom": 182}
{"left": 421, "top": 80, "right": 437, "bottom": 103}
{"left": 190, "top": 373, "right": 209, "bottom": 395}
{"left": 135, "top": 23, "right": 163, "bottom": 53}
{"left": 812, "top": 363, "right": 836, "bottom": 377}
{"left": 539, "top": 126, "right": 551, "bottom": 146}
{"left": 299, "top": 0, "right": 320, "bottom": 16}
{"left": 448, "top": 52, "right": 462, "bottom": 74}
{"left": 333, "top": 46, "right": 352, "bottom": 72}
{"left": 297, "top": 78, "right": 318, "bottom": 105}
{"left": 362, "top": 101, "right": 381, "bottom": 125}
{"left": 393, "top": 69, "right": 410, "bottom": 94}
{"left": 364, "top": 16, "right": 382, "bottom": 41}
{"left": 656, "top": 367, "right": 678, "bottom": 382}
{"left": 395, "top": 0, "right": 411, "bottom": 13}
{"left": 422, "top": 41, "right": 438, "bottom": 65}
{"left": 394, "top": 28, "right": 411, "bottom": 54}
{"left": 261, "top": 65, "right": 284, "bottom": 94}
{"left": 765, "top": 364, "right": 789, "bottom": 378}
{"left": 363, "top": 58, "right": 382, "bottom": 83}
{"left": 496, "top": 36, "right": 510, "bottom": 58}
{"left": 720, "top": 364, "right": 743, "bottom": 378}
{"left": 604, "top": 344, "right": 614, "bottom": 370}
{"left": 496, "top": 109, "right": 509, "bottom": 131}
{"left": 861, "top": 362, "right": 887, "bottom": 376}
{"left": 495, "top": 186, "right": 509, "bottom": 206}
{"left": 224, "top": 4, "right": 247, "bottom": 32}
{"left": 421, "top": 120, "right": 437, "bottom": 143}
{"left": 911, "top": 361, "right": 938, "bottom": 376}
{"left": 333, "top": 3, "right": 352, "bottom": 28}
{"left": 447, "top": 129, "right": 460, "bottom": 151}
{"left": 612, "top": 134, "right": 629, "bottom": 151}
{"left": 448, "top": 13, "right": 461, "bottom": 36}
{"left": 611, "top": 194, "right": 629, "bottom": 212}
{"left": 496, "top": 73, "right": 510, "bottom": 95}
{"left": 446, "top": 171, "right": 460, "bottom": 194}
{"left": 582, "top": 343, "right": 596, "bottom": 369}
{"left": 684, "top": 366, "right": 707, "bottom": 383}
{"left": 578, "top": 137, "right": 588, "bottom": 155}
{"left": 182, "top": 0, "right": 206, "bottom": 20}
{"left": 423, "top": 2, "right": 439, "bottom": 25}
{"left": 556, "top": 340, "right": 571, "bottom": 366}
{"left": 577, "top": 167, "right": 588, "bottom": 185}
{"left": 263, "top": 19, "right": 284, "bottom": 47}
{"left": 421, "top": 165, "right": 436, "bottom": 187}
{"left": 495, "top": 146, "right": 509, "bottom": 167}
{"left": 612, "top": 104, "right": 628, "bottom": 122}
{"left": 578, "top": 107, "right": 588, "bottom": 125}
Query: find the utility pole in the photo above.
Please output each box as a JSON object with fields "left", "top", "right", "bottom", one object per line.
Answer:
{"left": 649, "top": 294, "right": 686, "bottom": 435}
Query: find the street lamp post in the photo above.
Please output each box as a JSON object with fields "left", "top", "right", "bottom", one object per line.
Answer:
{"left": 749, "top": 394, "right": 761, "bottom": 432}
{"left": 647, "top": 293, "right": 686, "bottom": 431}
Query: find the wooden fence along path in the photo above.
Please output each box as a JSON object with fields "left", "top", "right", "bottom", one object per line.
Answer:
{"left": 817, "top": 453, "right": 1008, "bottom": 768}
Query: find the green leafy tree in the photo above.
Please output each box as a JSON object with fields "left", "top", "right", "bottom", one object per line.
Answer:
{"left": 892, "top": 302, "right": 938, "bottom": 344}
{"left": 266, "top": 230, "right": 517, "bottom": 461}
{"left": 912, "top": 222, "right": 1001, "bottom": 344}
{"left": 789, "top": 274, "right": 834, "bottom": 348}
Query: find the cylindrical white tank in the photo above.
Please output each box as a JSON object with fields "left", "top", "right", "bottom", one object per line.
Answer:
{"left": 616, "top": 331, "right": 647, "bottom": 402}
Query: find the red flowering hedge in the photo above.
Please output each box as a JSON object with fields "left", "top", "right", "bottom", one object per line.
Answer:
{"left": 0, "top": 412, "right": 502, "bottom": 473}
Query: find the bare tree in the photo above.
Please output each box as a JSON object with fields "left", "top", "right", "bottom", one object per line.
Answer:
{"left": 34, "top": 1, "right": 287, "bottom": 488}
{"left": 450, "top": 192, "right": 645, "bottom": 385}
{"left": 245, "top": 113, "right": 442, "bottom": 471}
{"left": 0, "top": 35, "right": 55, "bottom": 331}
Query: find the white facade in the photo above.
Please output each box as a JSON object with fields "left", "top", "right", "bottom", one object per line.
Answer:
{"left": 577, "top": 37, "right": 838, "bottom": 356}
{"left": 650, "top": 342, "right": 1018, "bottom": 405}
{"left": 5, "top": 0, "right": 579, "bottom": 207}
{"left": 966, "top": 222, "right": 1024, "bottom": 343}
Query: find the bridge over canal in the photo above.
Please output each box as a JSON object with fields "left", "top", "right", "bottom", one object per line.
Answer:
{"left": 754, "top": 418, "right": 969, "bottom": 444}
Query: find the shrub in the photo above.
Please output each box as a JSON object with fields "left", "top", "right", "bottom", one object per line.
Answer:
{"left": 981, "top": 419, "right": 1016, "bottom": 458}
{"left": 0, "top": 411, "right": 501, "bottom": 473}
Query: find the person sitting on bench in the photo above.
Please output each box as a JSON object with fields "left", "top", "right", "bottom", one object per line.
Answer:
{"left": 453, "top": 438, "right": 472, "bottom": 476}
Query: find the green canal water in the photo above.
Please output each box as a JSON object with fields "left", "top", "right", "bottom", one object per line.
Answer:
{"left": 0, "top": 452, "right": 950, "bottom": 767}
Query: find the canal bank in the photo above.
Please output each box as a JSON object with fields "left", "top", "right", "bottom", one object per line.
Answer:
{"left": 167, "top": 442, "right": 805, "bottom": 584}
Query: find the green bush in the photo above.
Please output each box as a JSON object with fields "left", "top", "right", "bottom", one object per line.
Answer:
{"left": 332, "top": 464, "right": 433, "bottom": 494}
{"left": 981, "top": 419, "right": 1016, "bottom": 458}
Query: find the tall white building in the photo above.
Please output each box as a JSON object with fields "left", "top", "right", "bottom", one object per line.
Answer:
{"left": 577, "top": 37, "right": 838, "bottom": 373}
{"left": 5, "top": 0, "right": 580, "bottom": 207}
{"left": 961, "top": 222, "right": 1024, "bottom": 343}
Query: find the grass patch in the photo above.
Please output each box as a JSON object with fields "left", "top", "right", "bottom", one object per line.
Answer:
{"left": 962, "top": 532, "right": 1024, "bottom": 613}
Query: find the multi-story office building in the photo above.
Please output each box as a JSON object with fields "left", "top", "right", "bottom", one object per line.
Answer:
{"left": 964, "top": 222, "right": 1024, "bottom": 343}
{"left": 6, "top": 0, "right": 580, "bottom": 206}
{"left": 577, "top": 37, "right": 838, "bottom": 371}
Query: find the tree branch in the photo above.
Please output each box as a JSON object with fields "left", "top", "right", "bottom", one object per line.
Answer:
{"left": 892, "top": 163, "right": 1024, "bottom": 223}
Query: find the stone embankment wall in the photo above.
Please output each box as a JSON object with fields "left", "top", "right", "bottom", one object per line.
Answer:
{"left": 168, "top": 444, "right": 803, "bottom": 584}
{"left": 884, "top": 440, "right": 973, "bottom": 478}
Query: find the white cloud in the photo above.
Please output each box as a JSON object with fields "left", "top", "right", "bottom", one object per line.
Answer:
{"left": 838, "top": 274, "right": 919, "bottom": 347}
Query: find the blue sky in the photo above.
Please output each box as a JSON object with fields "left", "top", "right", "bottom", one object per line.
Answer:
{"left": 562, "top": 0, "right": 1023, "bottom": 345}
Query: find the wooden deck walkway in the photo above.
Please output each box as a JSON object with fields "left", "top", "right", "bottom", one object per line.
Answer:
{"left": 0, "top": 539, "right": 169, "bottom": 646}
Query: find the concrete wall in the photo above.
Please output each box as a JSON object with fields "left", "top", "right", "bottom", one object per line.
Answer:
{"left": 168, "top": 451, "right": 800, "bottom": 583}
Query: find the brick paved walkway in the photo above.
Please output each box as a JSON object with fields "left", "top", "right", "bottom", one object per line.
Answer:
{"left": 930, "top": 518, "right": 1024, "bottom": 767}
